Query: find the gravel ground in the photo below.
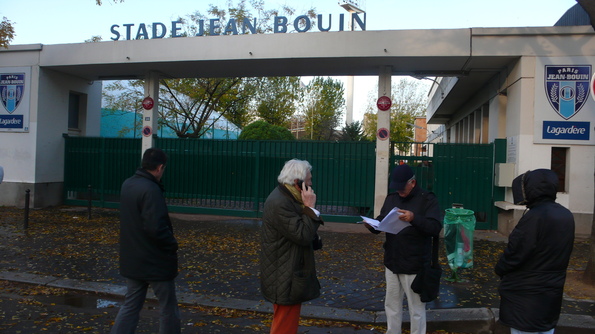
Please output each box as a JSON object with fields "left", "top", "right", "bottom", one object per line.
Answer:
{"left": 0, "top": 206, "right": 592, "bottom": 315}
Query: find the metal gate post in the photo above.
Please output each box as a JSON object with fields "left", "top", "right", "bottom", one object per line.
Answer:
{"left": 252, "top": 141, "right": 261, "bottom": 216}
{"left": 374, "top": 66, "right": 392, "bottom": 217}
{"left": 142, "top": 72, "right": 160, "bottom": 156}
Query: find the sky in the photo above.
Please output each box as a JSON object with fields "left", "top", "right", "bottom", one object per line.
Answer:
{"left": 1, "top": 0, "right": 579, "bottom": 122}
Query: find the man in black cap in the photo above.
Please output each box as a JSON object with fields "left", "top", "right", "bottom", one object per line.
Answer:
{"left": 365, "top": 164, "right": 442, "bottom": 334}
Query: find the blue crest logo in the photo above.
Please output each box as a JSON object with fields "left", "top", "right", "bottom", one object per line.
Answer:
{"left": 545, "top": 65, "right": 591, "bottom": 120}
{"left": 0, "top": 73, "right": 25, "bottom": 114}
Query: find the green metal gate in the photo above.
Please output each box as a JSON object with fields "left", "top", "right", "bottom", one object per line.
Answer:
{"left": 391, "top": 139, "right": 506, "bottom": 229}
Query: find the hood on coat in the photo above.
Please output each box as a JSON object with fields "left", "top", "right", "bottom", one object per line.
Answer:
{"left": 512, "top": 169, "right": 558, "bottom": 207}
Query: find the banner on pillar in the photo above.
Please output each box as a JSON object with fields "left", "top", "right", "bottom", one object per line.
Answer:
{"left": 0, "top": 67, "right": 30, "bottom": 132}
{"left": 534, "top": 58, "right": 595, "bottom": 145}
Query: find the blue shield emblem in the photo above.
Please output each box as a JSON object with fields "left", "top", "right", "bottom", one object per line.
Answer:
{"left": 0, "top": 73, "right": 25, "bottom": 114}
{"left": 545, "top": 66, "right": 591, "bottom": 120}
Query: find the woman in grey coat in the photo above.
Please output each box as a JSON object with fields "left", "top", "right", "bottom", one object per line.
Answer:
{"left": 260, "top": 159, "right": 323, "bottom": 334}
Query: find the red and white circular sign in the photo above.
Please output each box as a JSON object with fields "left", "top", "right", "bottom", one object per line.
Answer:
{"left": 376, "top": 96, "right": 392, "bottom": 111}
{"left": 142, "top": 96, "right": 154, "bottom": 110}
{"left": 590, "top": 73, "right": 595, "bottom": 101}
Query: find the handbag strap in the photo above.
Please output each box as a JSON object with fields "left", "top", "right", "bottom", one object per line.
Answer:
{"left": 421, "top": 190, "right": 440, "bottom": 268}
{"left": 431, "top": 236, "right": 440, "bottom": 267}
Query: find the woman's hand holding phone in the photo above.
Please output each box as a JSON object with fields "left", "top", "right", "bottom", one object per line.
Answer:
{"left": 300, "top": 182, "right": 316, "bottom": 208}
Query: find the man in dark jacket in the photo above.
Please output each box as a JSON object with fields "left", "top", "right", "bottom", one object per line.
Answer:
{"left": 111, "top": 148, "right": 180, "bottom": 334}
{"left": 495, "top": 169, "right": 575, "bottom": 334}
{"left": 365, "top": 164, "right": 442, "bottom": 334}
{"left": 260, "top": 159, "right": 324, "bottom": 334}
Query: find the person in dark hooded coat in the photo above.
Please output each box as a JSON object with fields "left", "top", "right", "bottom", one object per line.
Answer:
{"left": 495, "top": 169, "right": 575, "bottom": 334}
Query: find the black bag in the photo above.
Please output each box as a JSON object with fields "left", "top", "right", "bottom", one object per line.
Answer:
{"left": 312, "top": 233, "right": 323, "bottom": 250}
{"left": 411, "top": 236, "right": 442, "bottom": 302}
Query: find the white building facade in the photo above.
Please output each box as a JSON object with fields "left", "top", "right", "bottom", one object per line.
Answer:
{"left": 426, "top": 26, "right": 595, "bottom": 237}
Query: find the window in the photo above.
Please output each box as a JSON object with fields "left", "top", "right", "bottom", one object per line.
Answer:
{"left": 481, "top": 106, "right": 489, "bottom": 143}
{"left": 68, "top": 93, "right": 80, "bottom": 130}
{"left": 68, "top": 92, "right": 88, "bottom": 136}
{"left": 550, "top": 147, "right": 568, "bottom": 192}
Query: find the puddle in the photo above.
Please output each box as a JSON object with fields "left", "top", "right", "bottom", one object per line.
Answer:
{"left": 43, "top": 294, "right": 121, "bottom": 309}
{"left": 97, "top": 298, "right": 120, "bottom": 308}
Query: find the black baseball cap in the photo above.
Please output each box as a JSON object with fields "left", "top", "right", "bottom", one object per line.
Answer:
{"left": 389, "top": 164, "right": 414, "bottom": 190}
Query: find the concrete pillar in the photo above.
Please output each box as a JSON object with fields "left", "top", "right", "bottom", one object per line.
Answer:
{"left": 488, "top": 94, "right": 507, "bottom": 143}
{"left": 374, "top": 66, "right": 392, "bottom": 217}
{"left": 345, "top": 76, "right": 354, "bottom": 124}
{"left": 142, "top": 72, "right": 160, "bottom": 156}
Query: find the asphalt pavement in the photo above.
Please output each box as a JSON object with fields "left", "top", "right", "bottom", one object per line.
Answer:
{"left": 0, "top": 206, "right": 593, "bottom": 333}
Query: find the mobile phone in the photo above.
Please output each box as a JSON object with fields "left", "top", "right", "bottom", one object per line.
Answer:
{"left": 297, "top": 179, "right": 305, "bottom": 190}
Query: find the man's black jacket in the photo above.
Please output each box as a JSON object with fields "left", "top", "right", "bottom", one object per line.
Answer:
{"left": 119, "top": 168, "right": 178, "bottom": 281}
{"left": 372, "top": 186, "right": 442, "bottom": 274}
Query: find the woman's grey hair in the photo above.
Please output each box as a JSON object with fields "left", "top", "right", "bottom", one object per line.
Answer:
{"left": 277, "top": 159, "right": 312, "bottom": 185}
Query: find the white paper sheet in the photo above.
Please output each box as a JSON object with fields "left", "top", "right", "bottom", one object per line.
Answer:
{"left": 361, "top": 207, "right": 411, "bottom": 235}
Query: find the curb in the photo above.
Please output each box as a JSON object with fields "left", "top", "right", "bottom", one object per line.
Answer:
{"left": 1, "top": 271, "right": 593, "bottom": 334}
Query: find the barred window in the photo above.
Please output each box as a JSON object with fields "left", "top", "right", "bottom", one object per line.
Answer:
{"left": 550, "top": 147, "right": 568, "bottom": 192}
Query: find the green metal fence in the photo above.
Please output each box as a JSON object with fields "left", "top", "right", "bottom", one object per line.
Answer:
{"left": 64, "top": 137, "right": 376, "bottom": 221}
{"left": 64, "top": 137, "right": 142, "bottom": 205}
{"left": 64, "top": 137, "right": 505, "bottom": 227}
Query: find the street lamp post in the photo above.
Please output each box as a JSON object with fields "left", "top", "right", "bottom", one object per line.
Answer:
{"left": 339, "top": 1, "right": 366, "bottom": 125}
{"left": 412, "top": 76, "right": 445, "bottom": 99}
